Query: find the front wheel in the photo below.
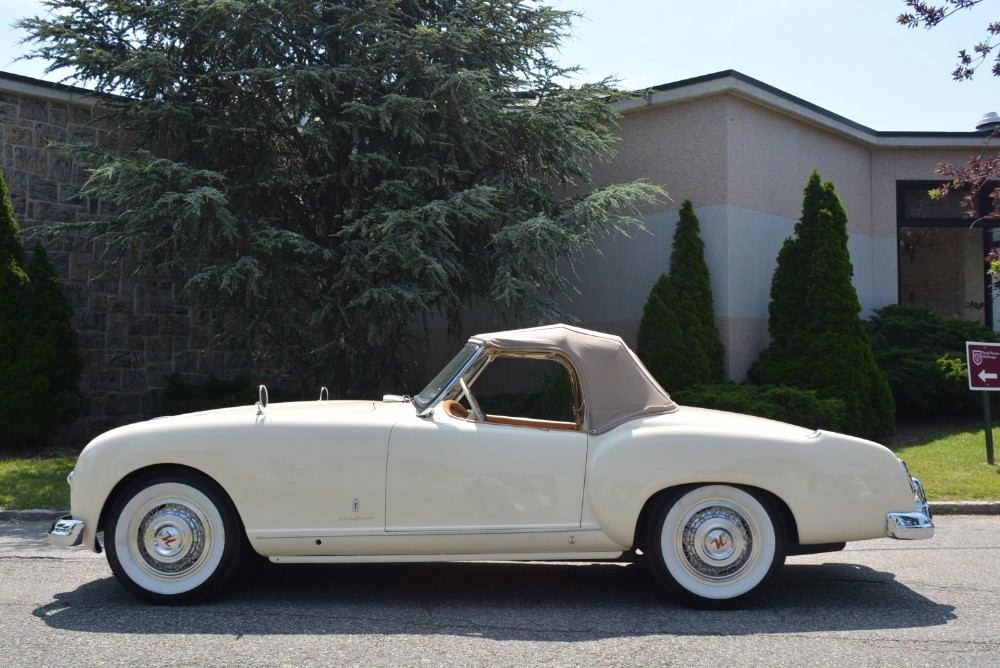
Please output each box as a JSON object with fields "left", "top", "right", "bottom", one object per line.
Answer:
{"left": 647, "top": 484, "right": 786, "bottom": 609}
{"left": 105, "top": 471, "right": 244, "bottom": 604}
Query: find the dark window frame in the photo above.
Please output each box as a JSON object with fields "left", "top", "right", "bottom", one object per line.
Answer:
{"left": 896, "top": 180, "right": 1000, "bottom": 327}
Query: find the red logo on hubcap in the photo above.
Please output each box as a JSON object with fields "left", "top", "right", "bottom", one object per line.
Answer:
{"left": 161, "top": 533, "right": 177, "bottom": 547}
{"left": 711, "top": 535, "right": 727, "bottom": 550}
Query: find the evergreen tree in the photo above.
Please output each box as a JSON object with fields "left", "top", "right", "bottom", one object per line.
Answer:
{"left": 750, "top": 173, "right": 894, "bottom": 439}
{"left": 636, "top": 274, "right": 685, "bottom": 389}
{"left": 21, "top": 0, "right": 665, "bottom": 395}
{"left": 669, "top": 200, "right": 725, "bottom": 385}
{"left": 752, "top": 171, "right": 848, "bottom": 362}
{"left": 24, "top": 243, "right": 85, "bottom": 434}
{"left": 0, "top": 167, "right": 83, "bottom": 451}
{"left": 0, "top": 167, "right": 31, "bottom": 450}
{"left": 637, "top": 201, "right": 724, "bottom": 390}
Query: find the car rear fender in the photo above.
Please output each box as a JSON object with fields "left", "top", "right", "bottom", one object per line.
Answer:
{"left": 585, "top": 424, "right": 916, "bottom": 547}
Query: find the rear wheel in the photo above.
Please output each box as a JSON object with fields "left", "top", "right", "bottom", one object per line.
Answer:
{"left": 647, "top": 484, "right": 786, "bottom": 609}
{"left": 105, "top": 471, "right": 243, "bottom": 604}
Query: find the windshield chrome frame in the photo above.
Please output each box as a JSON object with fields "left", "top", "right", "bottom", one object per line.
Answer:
{"left": 415, "top": 342, "right": 489, "bottom": 417}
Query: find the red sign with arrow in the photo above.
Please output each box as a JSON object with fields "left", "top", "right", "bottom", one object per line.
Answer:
{"left": 967, "top": 341, "right": 1000, "bottom": 391}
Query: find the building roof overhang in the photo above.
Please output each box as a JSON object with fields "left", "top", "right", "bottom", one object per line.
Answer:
{"left": 0, "top": 71, "right": 100, "bottom": 108}
{"left": 615, "top": 70, "right": 988, "bottom": 150}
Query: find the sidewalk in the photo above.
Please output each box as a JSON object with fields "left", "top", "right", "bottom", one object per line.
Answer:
{"left": 2, "top": 502, "right": 999, "bottom": 523}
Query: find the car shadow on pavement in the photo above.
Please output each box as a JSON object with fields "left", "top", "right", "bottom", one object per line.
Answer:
{"left": 33, "top": 559, "right": 955, "bottom": 640}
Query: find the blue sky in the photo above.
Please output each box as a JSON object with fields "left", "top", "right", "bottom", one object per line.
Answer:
{"left": 2, "top": 0, "right": 998, "bottom": 131}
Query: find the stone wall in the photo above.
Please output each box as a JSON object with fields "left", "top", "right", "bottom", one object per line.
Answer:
{"left": 0, "top": 72, "right": 250, "bottom": 444}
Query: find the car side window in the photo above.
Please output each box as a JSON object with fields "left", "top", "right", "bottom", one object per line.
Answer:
{"left": 470, "top": 356, "right": 579, "bottom": 429}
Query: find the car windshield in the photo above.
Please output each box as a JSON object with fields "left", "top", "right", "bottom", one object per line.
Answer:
{"left": 413, "top": 343, "right": 481, "bottom": 410}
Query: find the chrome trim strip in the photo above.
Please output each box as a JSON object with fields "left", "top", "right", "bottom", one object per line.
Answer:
{"left": 269, "top": 551, "right": 624, "bottom": 564}
{"left": 48, "top": 516, "right": 85, "bottom": 548}
{"left": 254, "top": 527, "right": 603, "bottom": 540}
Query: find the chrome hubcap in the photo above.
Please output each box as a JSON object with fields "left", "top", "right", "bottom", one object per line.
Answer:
{"left": 680, "top": 503, "right": 754, "bottom": 580}
{"left": 135, "top": 502, "right": 209, "bottom": 576}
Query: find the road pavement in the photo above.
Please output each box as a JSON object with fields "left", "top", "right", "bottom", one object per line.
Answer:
{"left": 1, "top": 516, "right": 997, "bottom": 667}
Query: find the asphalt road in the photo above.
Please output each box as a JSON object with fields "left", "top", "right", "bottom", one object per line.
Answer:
{"left": 1, "top": 516, "right": 997, "bottom": 667}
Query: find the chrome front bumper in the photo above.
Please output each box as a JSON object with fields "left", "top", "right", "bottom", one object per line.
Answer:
{"left": 49, "top": 516, "right": 85, "bottom": 548}
{"left": 886, "top": 476, "right": 934, "bottom": 540}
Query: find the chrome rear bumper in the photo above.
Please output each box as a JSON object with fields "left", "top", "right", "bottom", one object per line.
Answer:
{"left": 886, "top": 476, "right": 934, "bottom": 540}
{"left": 49, "top": 516, "right": 85, "bottom": 548}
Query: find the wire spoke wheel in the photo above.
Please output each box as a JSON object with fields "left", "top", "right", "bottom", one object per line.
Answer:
{"left": 648, "top": 485, "right": 786, "bottom": 609}
{"left": 106, "top": 471, "right": 243, "bottom": 604}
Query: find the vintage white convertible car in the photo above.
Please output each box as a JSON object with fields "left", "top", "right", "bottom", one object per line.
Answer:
{"left": 50, "top": 325, "right": 933, "bottom": 608}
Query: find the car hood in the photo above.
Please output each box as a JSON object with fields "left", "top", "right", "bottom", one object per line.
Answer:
{"left": 87, "top": 398, "right": 414, "bottom": 446}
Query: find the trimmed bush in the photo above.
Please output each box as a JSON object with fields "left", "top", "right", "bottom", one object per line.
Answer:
{"left": 674, "top": 383, "right": 847, "bottom": 433}
{"left": 637, "top": 200, "right": 724, "bottom": 390}
{"left": 636, "top": 274, "right": 685, "bottom": 389}
{"left": 750, "top": 172, "right": 894, "bottom": 439}
{"left": 0, "top": 167, "right": 83, "bottom": 452}
{"left": 866, "top": 304, "right": 997, "bottom": 417}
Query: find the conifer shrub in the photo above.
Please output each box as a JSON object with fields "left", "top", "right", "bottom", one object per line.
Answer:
{"left": 0, "top": 168, "right": 83, "bottom": 452}
{"left": 636, "top": 274, "right": 685, "bottom": 389}
{"left": 865, "top": 304, "right": 997, "bottom": 417}
{"left": 674, "top": 383, "right": 847, "bottom": 432}
{"left": 750, "top": 172, "right": 894, "bottom": 439}
{"left": 637, "top": 200, "right": 725, "bottom": 391}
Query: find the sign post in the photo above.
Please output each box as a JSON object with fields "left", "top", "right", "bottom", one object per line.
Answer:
{"left": 965, "top": 341, "right": 999, "bottom": 465}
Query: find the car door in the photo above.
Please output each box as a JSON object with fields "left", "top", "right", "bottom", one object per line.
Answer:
{"left": 385, "top": 412, "right": 588, "bottom": 532}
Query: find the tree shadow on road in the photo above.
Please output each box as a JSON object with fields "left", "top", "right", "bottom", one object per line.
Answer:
{"left": 33, "top": 559, "right": 955, "bottom": 640}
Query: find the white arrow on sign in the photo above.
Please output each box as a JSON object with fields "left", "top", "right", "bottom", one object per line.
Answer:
{"left": 979, "top": 369, "right": 998, "bottom": 383}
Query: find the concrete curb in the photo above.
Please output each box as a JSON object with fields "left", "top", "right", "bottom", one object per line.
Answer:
{"left": 928, "top": 502, "right": 1000, "bottom": 515}
{"left": 0, "top": 509, "right": 69, "bottom": 522}
{"left": 2, "top": 503, "right": 999, "bottom": 523}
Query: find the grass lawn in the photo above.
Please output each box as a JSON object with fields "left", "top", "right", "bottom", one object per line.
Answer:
{"left": 889, "top": 422, "right": 1000, "bottom": 501}
{"left": 0, "top": 455, "right": 75, "bottom": 510}
{"left": 1, "top": 421, "right": 998, "bottom": 510}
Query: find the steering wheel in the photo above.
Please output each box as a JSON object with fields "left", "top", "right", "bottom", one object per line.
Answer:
{"left": 458, "top": 378, "right": 486, "bottom": 422}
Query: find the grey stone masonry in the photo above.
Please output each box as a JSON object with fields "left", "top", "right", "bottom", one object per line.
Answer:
{"left": 0, "top": 72, "right": 251, "bottom": 444}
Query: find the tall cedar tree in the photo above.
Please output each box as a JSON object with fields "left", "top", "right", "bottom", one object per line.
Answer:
{"left": 21, "top": 0, "right": 665, "bottom": 395}
{"left": 750, "top": 172, "right": 894, "bottom": 438}
{"left": 637, "top": 201, "right": 724, "bottom": 390}
{"left": 0, "top": 168, "right": 83, "bottom": 451}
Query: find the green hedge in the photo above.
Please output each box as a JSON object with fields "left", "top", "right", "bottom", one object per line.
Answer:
{"left": 674, "top": 383, "right": 848, "bottom": 433}
{"left": 865, "top": 304, "right": 997, "bottom": 417}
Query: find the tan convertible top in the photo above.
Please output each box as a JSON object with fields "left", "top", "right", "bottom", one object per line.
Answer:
{"left": 470, "top": 324, "right": 678, "bottom": 434}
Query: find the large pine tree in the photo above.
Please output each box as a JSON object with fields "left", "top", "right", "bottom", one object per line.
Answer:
{"left": 20, "top": 0, "right": 666, "bottom": 395}
{"left": 750, "top": 172, "right": 894, "bottom": 439}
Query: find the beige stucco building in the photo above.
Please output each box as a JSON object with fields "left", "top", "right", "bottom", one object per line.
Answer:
{"left": 547, "top": 70, "right": 996, "bottom": 381}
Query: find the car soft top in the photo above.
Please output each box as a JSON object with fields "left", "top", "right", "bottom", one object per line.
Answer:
{"left": 470, "top": 323, "right": 678, "bottom": 434}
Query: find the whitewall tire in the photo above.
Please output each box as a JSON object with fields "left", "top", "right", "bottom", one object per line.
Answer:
{"left": 647, "top": 484, "right": 786, "bottom": 609}
{"left": 105, "top": 471, "right": 243, "bottom": 604}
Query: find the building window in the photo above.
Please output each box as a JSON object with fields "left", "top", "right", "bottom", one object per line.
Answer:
{"left": 897, "top": 181, "right": 1000, "bottom": 329}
